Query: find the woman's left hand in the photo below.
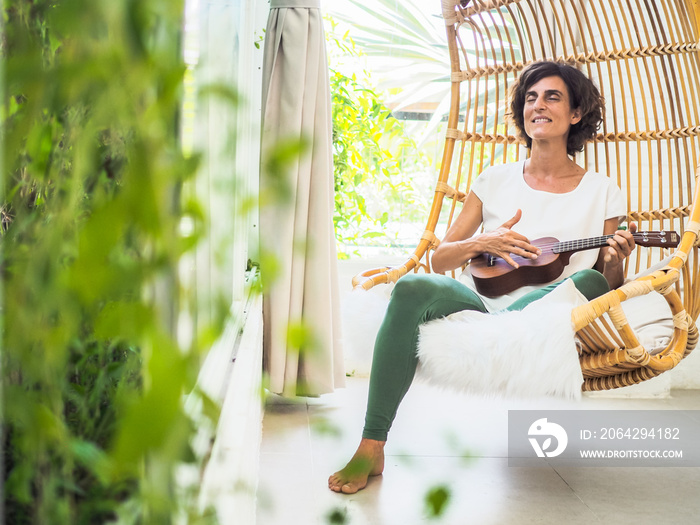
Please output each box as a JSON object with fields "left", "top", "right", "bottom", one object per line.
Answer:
{"left": 603, "top": 222, "right": 637, "bottom": 265}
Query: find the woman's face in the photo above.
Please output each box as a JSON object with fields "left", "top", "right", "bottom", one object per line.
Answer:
{"left": 522, "top": 75, "right": 582, "bottom": 144}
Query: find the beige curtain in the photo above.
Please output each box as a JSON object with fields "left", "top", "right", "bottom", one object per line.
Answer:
{"left": 260, "top": 0, "right": 345, "bottom": 396}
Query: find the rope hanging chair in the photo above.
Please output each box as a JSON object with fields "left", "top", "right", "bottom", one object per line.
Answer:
{"left": 352, "top": 0, "right": 700, "bottom": 391}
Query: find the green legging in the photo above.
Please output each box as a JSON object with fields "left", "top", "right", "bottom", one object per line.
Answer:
{"left": 362, "top": 269, "right": 609, "bottom": 441}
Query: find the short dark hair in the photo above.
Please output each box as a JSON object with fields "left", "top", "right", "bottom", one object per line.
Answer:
{"left": 508, "top": 61, "right": 604, "bottom": 156}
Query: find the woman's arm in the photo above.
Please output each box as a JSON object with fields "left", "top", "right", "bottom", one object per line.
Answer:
{"left": 431, "top": 191, "right": 541, "bottom": 274}
{"left": 595, "top": 218, "right": 637, "bottom": 289}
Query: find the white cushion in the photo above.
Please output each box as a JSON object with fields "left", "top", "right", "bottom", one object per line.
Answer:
{"left": 621, "top": 256, "right": 675, "bottom": 353}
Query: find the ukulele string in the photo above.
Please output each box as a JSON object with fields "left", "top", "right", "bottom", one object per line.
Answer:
{"left": 490, "top": 233, "right": 659, "bottom": 262}
{"left": 491, "top": 232, "right": 651, "bottom": 260}
{"left": 505, "top": 233, "right": 633, "bottom": 259}
{"left": 525, "top": 233, "right": 631, "bottom": 253}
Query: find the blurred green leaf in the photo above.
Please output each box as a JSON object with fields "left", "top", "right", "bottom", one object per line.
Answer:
{"left": 70, "top": 439, "right": 114, "bottom": 485}
{"left": 94, "top": 302, "right": 153, "bottom": 341}
{"left": 425, "top": 484, "right": 451, "bottom": 519}
{"left": 326, "top": 507, "right": 349, "bottom": 524}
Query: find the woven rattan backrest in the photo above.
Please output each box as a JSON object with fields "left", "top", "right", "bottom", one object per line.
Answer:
{"left": 432, "top": 0, "right": 700, "bottom": 315}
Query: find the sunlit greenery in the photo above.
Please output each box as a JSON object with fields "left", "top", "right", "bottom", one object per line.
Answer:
{"left": 328, "top": 0, "right": 451, "bottom": 145}
{"left": 326, "top": 18, "right": 432, "bottom": 258}
{"left": 1, "top": 1, "right": 219, "bottom": 523}
{"left": 326, "top": 1, "right": 523, "bottom": 258}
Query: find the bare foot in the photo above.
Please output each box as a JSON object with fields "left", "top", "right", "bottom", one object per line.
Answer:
{"left": 328, "top": 438, "right": 386, "bottom": 494}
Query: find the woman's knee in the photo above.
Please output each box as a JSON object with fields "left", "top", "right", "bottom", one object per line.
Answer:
{"left": 391, "top": 274, "right": 449, "bottom": 305}
{"left": 571, "top": 269, "right": 610, "bottom": 300}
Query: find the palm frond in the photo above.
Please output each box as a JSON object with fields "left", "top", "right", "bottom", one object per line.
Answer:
{"left": 326, "top": 0, "right": 519, "bottom": 150}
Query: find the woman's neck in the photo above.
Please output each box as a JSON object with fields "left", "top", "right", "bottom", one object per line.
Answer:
{"left": 524, "top": 142, "right": 585, "bottom": 193}
{"left": 526, "top": 140, "right": 583, "bottom": 177}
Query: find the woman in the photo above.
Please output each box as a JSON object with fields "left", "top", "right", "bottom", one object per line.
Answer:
{"left": 329, "top": 61, "right": 636, "bottom": 494}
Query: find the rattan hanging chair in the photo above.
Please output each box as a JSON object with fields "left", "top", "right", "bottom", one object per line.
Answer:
{"left": 352, "top": 0, "right": 700, "bottom": 391}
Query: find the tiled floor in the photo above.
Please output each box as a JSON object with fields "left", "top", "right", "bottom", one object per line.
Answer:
{"left": 257, "top": 377, "right": 700, "bottom": 525}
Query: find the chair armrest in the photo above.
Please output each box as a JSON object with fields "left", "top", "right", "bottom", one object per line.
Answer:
{"left": 573, "top": 267, "right": 694, "bottom": 371}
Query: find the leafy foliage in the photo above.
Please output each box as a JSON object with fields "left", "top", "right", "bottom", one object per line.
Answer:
{"left": 329, "top": 0, "right": 522, "bottom": 146}
{"left": 327, "top": 0, "right": 451, "bottom": 146}
{"left": 1, "top": 1, "right": 216, "bottom": 523}
{"left": 326, "top": 3, "right": 523, "bottom": 257}
{"left": 326, "top": 19, "right": 431, "bottom": 258}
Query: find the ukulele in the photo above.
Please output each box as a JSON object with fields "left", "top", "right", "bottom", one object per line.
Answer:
{"left": 469, "top": 231, "right": 680, "bottom": 297}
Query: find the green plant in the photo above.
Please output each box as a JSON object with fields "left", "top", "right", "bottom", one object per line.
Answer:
{"left": 326, "top": 18, "right": 431, "bottom": 258}
{"left": 1, "top": 1, "right": 218, "bottom": 523}
{"left": 328, "top": 0, "right": 451, "bottom": 146}
{"left": 329, "top": 0, "right": 522, "bottom": 146}
{"left": 326, "top": 4, "right": 524, "bottom": 258}
{"left": 254, "top": 28, "right": 265, "bottom": 50}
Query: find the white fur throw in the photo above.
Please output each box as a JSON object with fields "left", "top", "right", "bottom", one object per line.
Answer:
{"left": 416, "top": 279, "right": 586, "bottom": 400}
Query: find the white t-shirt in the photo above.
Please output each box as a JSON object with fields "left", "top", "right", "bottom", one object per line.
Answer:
{"left": 458, "top": 160, "right": 627, "bottom": 311}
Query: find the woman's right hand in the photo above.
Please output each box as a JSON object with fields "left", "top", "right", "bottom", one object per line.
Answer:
{"left": 476, "top": 209, "right": 541, "bottom": 269}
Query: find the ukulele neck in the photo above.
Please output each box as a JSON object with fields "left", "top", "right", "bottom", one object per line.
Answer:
{"left": 553, "top": 235, "right": 615, "bottom": 254}
{"left": 553, "top": 231, "right": 677, "bottom": 254}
